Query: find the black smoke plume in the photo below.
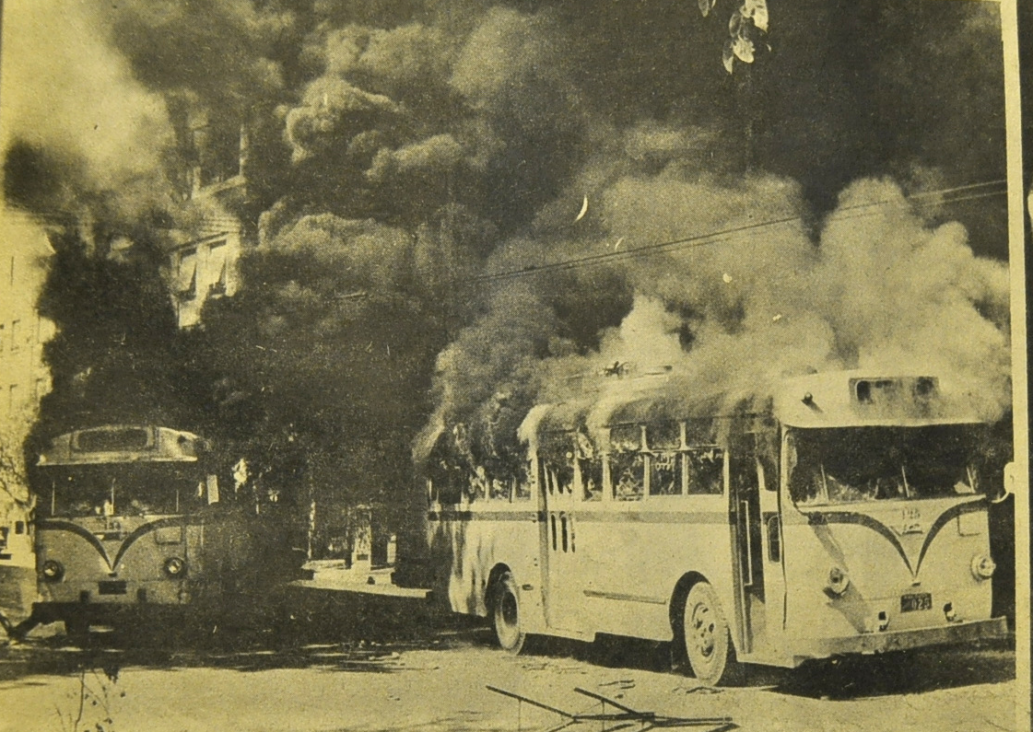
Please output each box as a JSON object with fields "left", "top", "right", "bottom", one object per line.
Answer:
{"left": 4, "top": 0, "right": 1012, "bottom": 534}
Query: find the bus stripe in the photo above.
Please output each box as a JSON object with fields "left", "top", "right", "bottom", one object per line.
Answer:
{"left": 427, "top": 510, "right": 729, "bottom": 524}
{"left": 427, "top": 511, "right": 536, "bottom": 521}
{"left": 805, "top": 511, "right": 915, "bottom": 576}
{"left": 37, "top": 518, "right": 186, "bottom": 572}
{"left": 583, "top": 589, "right": 668, "bottom": 605}
{"left": 798, "top": 498, "right": 985, "bottom": 579}
{"left": 916, "top": 500, "right": 985, "bottom": 573}
{"left": 37, "top": 520, "right": 114, "bottom": 569}
{"left": 112, "top": 518, "right": 186, "bottom": 570}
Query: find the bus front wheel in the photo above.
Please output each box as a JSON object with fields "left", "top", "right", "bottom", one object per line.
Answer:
{"left": 682, "top": 581, "right": 731, "bottom": 686}
{"left": 491, "top": 571, "right": 526, "bottom": 654}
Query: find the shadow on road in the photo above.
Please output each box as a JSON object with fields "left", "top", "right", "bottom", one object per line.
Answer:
{"left": 768, "top": 637, "right": 1016, "bottom": 699}
{"left": 459, "top": 628, "right": 1016, "bottom": 699}
{"left": 0, "top": 585, "right": 482, "bottom": 684}
{"left": 0, "top": 581, "right": 1016, "bottom": 702}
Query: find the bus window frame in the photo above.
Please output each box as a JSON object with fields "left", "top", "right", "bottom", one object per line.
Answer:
{"left": 607, "top": 424, "right": 646, "bottom": 502}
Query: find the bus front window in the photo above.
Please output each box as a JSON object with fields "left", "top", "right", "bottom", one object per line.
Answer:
{"left": 44, "top": 464, "right": 207, "bottom": 518}
{"left": 787, "top": 425, "right": 985, "bottom": 507}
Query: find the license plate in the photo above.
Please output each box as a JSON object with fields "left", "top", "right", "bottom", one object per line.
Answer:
{"left": 98, "top": 580, "right": 127, "bottom": 595}
{"left": 900, "top": 592, "right": 932, "bottom": 613}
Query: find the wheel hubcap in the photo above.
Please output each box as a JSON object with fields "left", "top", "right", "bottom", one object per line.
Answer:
{"left": 691, "top": 604, "right": 715, "bottom": 659}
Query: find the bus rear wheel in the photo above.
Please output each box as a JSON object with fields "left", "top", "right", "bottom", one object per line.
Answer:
{"left": 65, "top": 617, "right": 91, "bottom": 647}
{"left": 682, "top": 581, "right": 731, "bottom": 686}
{"left": 491, "top": 571, "right": 526, "bottom": 654}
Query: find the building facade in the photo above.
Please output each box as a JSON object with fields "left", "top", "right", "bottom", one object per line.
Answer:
{"left": 168, "top": 113, "right": 248, "bottom": 329}
{"left": 0, "top": 207, "right": 54, "bottom": 569}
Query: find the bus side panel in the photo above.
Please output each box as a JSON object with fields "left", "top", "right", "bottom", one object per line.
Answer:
{"left": 573, "top": 504, "right": 737, "bottom": 644}
{"left": 425, "top": 509, "right": 546, "bottom": 633}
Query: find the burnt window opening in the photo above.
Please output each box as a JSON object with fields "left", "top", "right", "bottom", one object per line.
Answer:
{"left": 574, "top": 429, "right": 603, "bottom": 502}
{"left": 514, "top": 462, "right": 533, "bottom": 501}
{"left": 540, "top": 432, "right": 576, "bottom": 496}
{"left": 787, "top": 425, "right": 986, "bottom": 507}
{"left": 686, "top": 447, "right": 725, "bottom": 495}
{"left": 609, "top": 424, "right": 644, "bottom": 501}
{"left": 649, "top": 452, "right": 682, "bottom": 495}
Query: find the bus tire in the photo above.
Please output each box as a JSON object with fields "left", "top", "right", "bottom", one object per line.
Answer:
{"left": 681, "top": 581, "right": 731, "bottom": 686}
{"left": 491, "top": 571, "right": 526, "bottom": 654}
{"left": 65, "top": 617, "right": 90, "bottom": 647}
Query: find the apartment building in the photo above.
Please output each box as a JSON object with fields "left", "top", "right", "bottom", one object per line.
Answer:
{"left": 0, "top": 207, "right": 54, "bottom": 567}
{"left": 168, "top": 112, "right": 248, "bottom": 329}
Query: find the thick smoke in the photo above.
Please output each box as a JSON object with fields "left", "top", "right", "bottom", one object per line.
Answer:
{"left": 429, "top": 173, "right": 1010, "bottom": 463}
{"left": 2, "top": 1, "right": 1011, "bottom": 511}
{"left": 0, "top": 1, "right": 181, "bottom": 243}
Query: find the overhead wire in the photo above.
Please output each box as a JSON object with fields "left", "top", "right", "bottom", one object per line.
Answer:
{"left": 469, "top": 179, "right": 1007, "bottom": 285}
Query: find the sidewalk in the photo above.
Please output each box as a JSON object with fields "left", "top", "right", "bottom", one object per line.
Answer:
{"left": 293, "top": 560, "right": 431, "bottom": 599}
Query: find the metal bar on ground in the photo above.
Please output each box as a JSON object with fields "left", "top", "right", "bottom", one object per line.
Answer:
{"left": 486, "top": 685, "right": 576, "bottom": 719}
{"left": 573, "top": 687, "right": 653, "bottom": 717}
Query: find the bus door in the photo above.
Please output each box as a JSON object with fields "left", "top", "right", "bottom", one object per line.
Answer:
{"left": 755, "top": 432, "right": 787, "bottom": 659}
{"left": 729, "top": 446, "right": 767, "bottom": 657}
{"left": 538, "top": 453, "right": 580, "bottom": 632}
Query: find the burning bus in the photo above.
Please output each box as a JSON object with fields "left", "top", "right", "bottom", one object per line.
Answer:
{"left": 412, "top": 370, "right": 1008, "bottom": 685}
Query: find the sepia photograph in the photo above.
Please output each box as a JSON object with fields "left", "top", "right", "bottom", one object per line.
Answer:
{"left": 0, "top": 1, "right": 1029, "bottom": 730}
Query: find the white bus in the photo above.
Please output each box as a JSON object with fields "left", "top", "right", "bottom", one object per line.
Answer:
{"left": 416, "top": 371, "right": 1008, "bottom": 684}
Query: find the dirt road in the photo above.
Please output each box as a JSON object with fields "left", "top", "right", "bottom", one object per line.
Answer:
{"left": 0, "top": 586, "right": 1018, "bottom": 732}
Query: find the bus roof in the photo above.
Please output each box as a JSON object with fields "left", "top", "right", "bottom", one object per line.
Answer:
{"left": 772, "top": 371, "right": 984, "bottom": 428}
{"left": 521, "top": 370, "right": 985, "bottom": 441}
{"left": 37, "top": 426, "right": 208, "bottom": 466}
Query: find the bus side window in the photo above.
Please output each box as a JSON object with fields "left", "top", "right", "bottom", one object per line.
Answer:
{"left": 687, "top": 448, "right": 724, "bottom": 495}
{"left": 488, "top": 476, "right": 509, "bottom": 500}
{"left": 514, "top": 461, "right": 533, "bottom": 501}
{"left": 649, "top": 451, "right": 681, "bottom": 495}
{"left": 647, "top": 423, "right": 682, "bottom": 496}
{"left": 610, "top": 452, "right": 644, "bottom": 500}
{"left": 468, "top": 466, "right": 489, "bottom": 501}
{"left": 609, "top": 424, "right": 644, "bottom": 501}
{"left": 580, "top": 456, "right": 603, "bottom": 501}
{"left": 755, "top": 430, "right": 780, "bottom": 491}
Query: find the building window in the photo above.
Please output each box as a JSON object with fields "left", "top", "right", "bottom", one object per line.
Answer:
{"left": 8, "top": 384, "right": 18, "bottom": 413}
{"left": 10, "top": 320, "right": 19, "bottom": 351}
{"left": 208, "top": 241, "right": 229, "bottom": 296}
{"left": 177, "top": 248, "right": 198, "bottom": 301}
{"left": 0, "top": 324, "right": 5, "bottom": 356}
{"left": 8, "top": 256, "right": 14, "bottom": 287}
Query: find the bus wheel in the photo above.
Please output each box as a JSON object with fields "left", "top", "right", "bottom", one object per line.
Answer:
{"left": 682, "top": 582, "right": 730, "bottom": 686}
{"left": 65, "top": 618, "right": 91, "bottom": 647}
{"left": 492, "top": 572, "right": 526, "bottom": 654}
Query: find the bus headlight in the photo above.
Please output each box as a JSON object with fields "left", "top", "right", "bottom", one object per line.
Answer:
{"left": 42, "top": 559, "right": 64, "bottom": 582}
{"left": 826, "top": 566, "right": 850, "bottom": 596}
{"left": 970, "top": 554, "right": 995, "bottom": 580}
{"left": 163, "top": 557, "right": 187, "bottom": 578}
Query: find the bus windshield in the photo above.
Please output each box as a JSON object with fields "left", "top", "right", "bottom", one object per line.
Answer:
{"left": 40, "top": 463, "right": 210, "bottom": 518}
{"left": 787, "top": 424, "right": 986, "bottom": 507}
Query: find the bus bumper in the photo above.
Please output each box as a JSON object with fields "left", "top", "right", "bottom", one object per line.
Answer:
{"left": 791, "top": 616, "right": 1009, "bottom": 663}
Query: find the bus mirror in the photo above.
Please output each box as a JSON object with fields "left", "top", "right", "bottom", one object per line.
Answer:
{"left": 994, "top": 462, "right": 1020, "bottom": 504}
{"left": 207, "top": 475, "right": 220, "bottom": 505}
